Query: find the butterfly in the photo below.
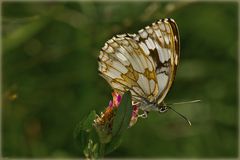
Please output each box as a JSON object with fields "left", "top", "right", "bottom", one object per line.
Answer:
{"left": 98, "top": 18, "right": 180, "bottom": 116}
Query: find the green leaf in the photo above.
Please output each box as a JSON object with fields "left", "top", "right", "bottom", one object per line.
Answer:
{"left": 82, "top": 110, "right": 97, "bottom": 131}
{"left": 112, "top": 91, "right": 133, "bottom": 137}
{"left": 73, "top": 110, "right": 97, "bottom": 149}
{"left": 74, "top": 110, "right": 96, "bottom": 136}
{"left": 105, "top": 135, "right": 123, "bottom": 155}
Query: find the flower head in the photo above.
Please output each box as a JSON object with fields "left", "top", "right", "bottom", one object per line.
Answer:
{"left": 94, "top": 92, "right": 139, "bottom": 142}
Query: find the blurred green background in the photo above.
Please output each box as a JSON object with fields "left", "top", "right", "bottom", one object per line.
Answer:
{"left": 2, "top": 1, "right": 238, "bottom": 158}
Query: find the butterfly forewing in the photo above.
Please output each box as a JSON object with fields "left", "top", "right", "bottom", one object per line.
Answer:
{"left": 98, "top": 18, "right": 180, "bottom": 110}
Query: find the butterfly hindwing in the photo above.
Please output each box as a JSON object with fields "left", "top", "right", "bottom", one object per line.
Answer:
{"left": 98, "top": 35, "right": 158, "bottom": 102}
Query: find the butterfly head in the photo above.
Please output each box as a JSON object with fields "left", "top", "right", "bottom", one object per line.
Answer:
{"left": 138, "top": 100, "right": 169, "bottom": 113}
{"left": 157, "top": 102, "right": 169, "bottom": 113}
{"left": 137, "top": 100, "right": 193, "bottom": 126}
{"left": 158, "top": 105, "right": 169, "bottom": 113}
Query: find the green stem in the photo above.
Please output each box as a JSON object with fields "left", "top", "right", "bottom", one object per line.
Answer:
{"left": 98, "top": 143, "right": 105, "bottom": 158}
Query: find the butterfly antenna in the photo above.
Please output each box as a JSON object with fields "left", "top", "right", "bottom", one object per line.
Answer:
{"left": 169, "top": 99, "right": 201, "bottom": 106}
{"left": 168, "top": 106, "right": 192, "bottom": 126}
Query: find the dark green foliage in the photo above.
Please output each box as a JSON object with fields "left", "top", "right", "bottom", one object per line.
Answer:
{"left": 2, "top": 1, "right": 238, "bottom": 158}
{"left": 73, "top": 110, "right": 100, "bottom": 158}
{"left": 73, "top": 91, "right": 133, "bottom": 158}
{"left": 73, "top": 110, "right": 97, "bottom": 149}
{"left": 112, "top": 91, "right": 133, "bottom": 137}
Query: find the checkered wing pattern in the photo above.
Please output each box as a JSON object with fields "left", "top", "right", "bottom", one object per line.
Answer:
{"left": 98, "top": 18, "right": 180, "bottom": 106}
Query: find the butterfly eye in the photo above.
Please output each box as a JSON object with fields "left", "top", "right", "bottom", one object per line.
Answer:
{"left": 159, "top": 106, "right": 168, "bottom": 113}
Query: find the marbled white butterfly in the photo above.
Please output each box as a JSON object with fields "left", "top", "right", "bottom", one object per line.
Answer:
{"left": 98, "top": 18, "right": 186, "bottom": 120}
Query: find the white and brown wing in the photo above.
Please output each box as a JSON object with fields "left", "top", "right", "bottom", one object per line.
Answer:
{"left": 98, "top": 18, "right": 180, "bottom": 105}
{"left": 98, "top": 34, "right": 158, "bottom": 103}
